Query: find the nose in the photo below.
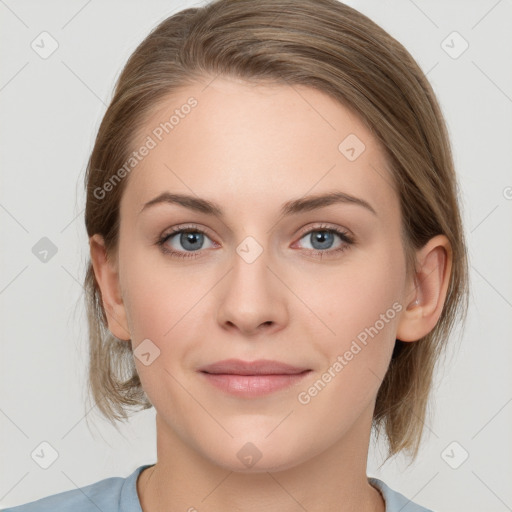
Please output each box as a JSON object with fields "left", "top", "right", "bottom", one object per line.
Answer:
{"left": 216, "top": 244, "right": 289, "bottom": 337}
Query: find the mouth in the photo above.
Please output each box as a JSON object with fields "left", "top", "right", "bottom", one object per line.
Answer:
{"left": 199, "top": 358, "right": 310, "bottom": 375}
{"left": 198, "top": 359, "right": 312, "bottom": 397}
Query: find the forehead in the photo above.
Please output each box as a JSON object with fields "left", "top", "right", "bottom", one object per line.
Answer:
{"left": 121, "top": 76, "right": 398, "bottom": 221}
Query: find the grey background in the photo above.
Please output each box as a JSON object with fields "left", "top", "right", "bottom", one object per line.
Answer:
{"left": 1, "top": 0, "right": 511, "bottom": 510}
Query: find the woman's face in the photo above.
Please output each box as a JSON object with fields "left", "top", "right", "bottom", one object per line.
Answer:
{"left": 110, "top": 76, "right": 413, "bottom": 471}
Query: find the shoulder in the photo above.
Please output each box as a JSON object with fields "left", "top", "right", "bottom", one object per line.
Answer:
{"left": 369, "top": 477, "right": 435, "bottom": 512}
{"left": 1, "top": 476, "right": 125, "bottom": 512}
{"left": 1, "top": 465, "right": 151, "bottom": 512}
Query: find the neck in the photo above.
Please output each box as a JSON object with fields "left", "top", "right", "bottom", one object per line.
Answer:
{"left": 138, "top": 407, "right": 385, "bottom": 512}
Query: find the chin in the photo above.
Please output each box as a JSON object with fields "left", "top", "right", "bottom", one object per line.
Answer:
{"left": 198, "top": 433, "right": 313, "bottom": 474}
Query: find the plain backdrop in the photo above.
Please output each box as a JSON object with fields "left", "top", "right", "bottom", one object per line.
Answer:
{"left": 1, "top": 0, "right": 511, "bottom": 510}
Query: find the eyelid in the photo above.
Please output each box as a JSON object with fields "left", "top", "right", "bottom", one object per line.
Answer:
{"left": 160, "top": 222, "right": 353, "bottom": 244}
{"left": 295, "top": 222, "right": 353, "bottom": 240}
{"left": 160, "top": 223, "right": 216, "bottom": 240}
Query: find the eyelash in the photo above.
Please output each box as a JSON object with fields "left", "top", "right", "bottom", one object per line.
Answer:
{"left": 156, "top": 223, "right": 355, "bottom": 260}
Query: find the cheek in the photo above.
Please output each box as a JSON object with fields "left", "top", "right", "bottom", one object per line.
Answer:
{"left": 121, "top": 246, "right": 198, "bottom": 338}
{"left": 330, "top": 248, "right": 405, "bottom": 386}
{"left": 120, "top": 251, "right": 213, "bottom": 394}
{"left": 292, "top": 243, "right": 405, "bottom": 351}
{"left": 294, "top": 255, "right": 403, "bottom": 433}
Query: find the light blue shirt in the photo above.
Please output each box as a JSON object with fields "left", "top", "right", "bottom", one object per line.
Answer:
{"left": 2, "top": 464, "right": 433, "bottom": 511}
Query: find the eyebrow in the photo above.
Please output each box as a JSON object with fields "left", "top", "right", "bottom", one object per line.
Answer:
{"left": 139, "top": 190, "right": 377, "bottom": 217}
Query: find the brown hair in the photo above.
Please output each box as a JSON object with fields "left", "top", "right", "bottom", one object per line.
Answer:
{"left": 83, "top": 0, "right": 469, "bottom": 459}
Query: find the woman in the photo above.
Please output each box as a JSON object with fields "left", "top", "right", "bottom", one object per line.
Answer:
{"left": 4, "top": 0, "right": 468, "bottom": 510}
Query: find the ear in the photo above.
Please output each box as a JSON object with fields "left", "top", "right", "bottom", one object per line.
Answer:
{"left": 396, "top": 234, "right": 453, "bottom": 342}
{"left": 89, "top": 234, "right": 131, "bottom": 341}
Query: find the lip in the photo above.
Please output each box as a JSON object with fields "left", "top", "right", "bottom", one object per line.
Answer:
{"left": 198, "top": 359, "right": 311, "bottom": 397}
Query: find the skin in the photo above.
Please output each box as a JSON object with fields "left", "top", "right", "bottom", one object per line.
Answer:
{"left": 90, "top": 75, "right": 452, "bottom": 512}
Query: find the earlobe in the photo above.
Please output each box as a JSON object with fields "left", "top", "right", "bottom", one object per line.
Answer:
{"left": 396, "top": 235, "right": 453, "bottom": 342}
{"left": 89, "top": 234, "right": 131, "bottom": 341}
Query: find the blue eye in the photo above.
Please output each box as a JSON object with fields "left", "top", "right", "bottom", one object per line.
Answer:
{"left": 295, "top": 226, "right": 354, "bottom": 258}
{"left": 157, "top": 224, "right": 354, "bottom": 260}
{"left": 157, "top": 227, "right": 215, "bottom": 259}
{"left": 300, "top": 230, "right": 340, "bottom": 250}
